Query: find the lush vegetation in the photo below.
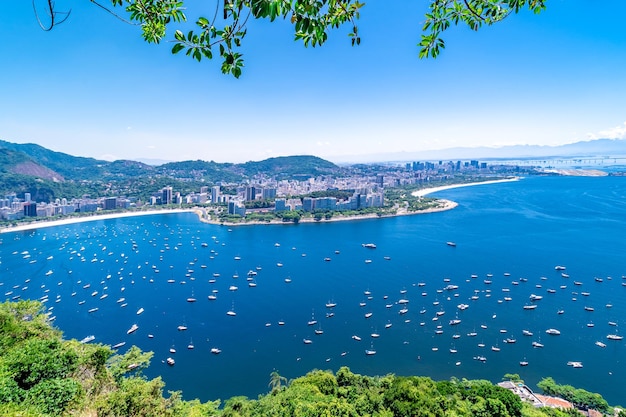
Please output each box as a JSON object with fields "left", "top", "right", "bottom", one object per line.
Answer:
{"left": 1, "top": 300, "right": 622, "bottom": 416}
{"left": 537, "top": 377, "right": 610, "bottom": 413}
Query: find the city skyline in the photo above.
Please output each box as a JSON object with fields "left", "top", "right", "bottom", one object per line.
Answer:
{"left": 2, "top": 1, "right": 626, "bottom": 163}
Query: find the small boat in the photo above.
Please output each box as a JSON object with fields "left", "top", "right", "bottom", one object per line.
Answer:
{"left": 555, "top": 265, "right": 566, "bottom": 270}
{"left": 186, "top": 297, "right": 197, "bottom": 302}
{"left": 127, "top": 324, "right": 139, "bottom": 334}
{"left": 446, "top": 242, "right": 456, "bottom": 247}
{"left": 532, "top": 341, "right": 544, "bottom": 348}
{"left": 325, "top": 302, "right": 337, "bottom": 308}
{"left": 607, "top": 334, "right": 624, "bottom": 340}
{"left": 210, "top": 347, "right": 222, "bottom": 354}
{"left": 523, "top": 305, "right": 537, "bottom": 310}
{"left": 88, "top": 307, "right": 99, "bottom": 313}
{"left": 136, "top": 308, "right": 144, "bottom": 315}
{"left": 352, "top": 335, "right": 362, "bottom": 341}
{"left": 166, "top": 357, "right": 175, "bottom": 366}
{"left": 362, "top": 243, "right": 377, "bottom": 249}
{"left": 364, "top": 312, "right": 373, "bottom": 318}
{"left": 80, "top": 335, "right": 95, "bottom": 344}
{"left": 303, "top": 339, "right": 313, "bottom": 344}
{"left": 595, "top": 341, "right": 607, "bottom": 348}
{"left": 567, "top": 361, "right": 583, "bottom": 368}
{"left": 519, "top": 360, "right": 529, "bottom": 366}
{"left": 522, "top": 330, "right": 533, "bottom": 336}
{"left": 177, "top": 325, "right": 187, "bottom": 331}
{"left": 546, "top": 328, "right": 561, "bottom": 335}
{"left": 584, "top": 306, "right": 594, "bottom": 312}
{"left": 112, "top": 342, "right": 126, "bottom": 349}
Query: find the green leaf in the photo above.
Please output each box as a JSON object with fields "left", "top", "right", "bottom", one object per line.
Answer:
{"left": 171, "top": 43, "right": 185, "bottom": 54}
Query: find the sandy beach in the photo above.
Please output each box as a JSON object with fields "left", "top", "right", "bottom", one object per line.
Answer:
{"left": 412, "top": 177, "right": 520, "bottom": 197}
{"left": 0, "top": 209, "right": 195, "bottom": 234}
{"left": 0, "top": 178, "right": 517, "bottom": 233}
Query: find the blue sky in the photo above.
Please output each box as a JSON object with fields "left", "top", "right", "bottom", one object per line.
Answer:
{"left": 2, "top": 0, "right": 626, "bottom": 163}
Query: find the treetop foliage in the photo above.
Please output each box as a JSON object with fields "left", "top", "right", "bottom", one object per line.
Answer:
{"left": 34, "top": 0, "right": 546, "bottom": 77}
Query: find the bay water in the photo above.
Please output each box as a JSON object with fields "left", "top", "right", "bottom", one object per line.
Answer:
{"left": 1, "top": 175, "right": 625, "bottom": 404}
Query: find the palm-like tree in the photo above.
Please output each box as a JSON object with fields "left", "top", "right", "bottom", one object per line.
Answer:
{"left": 268, "top": 370, "right": 288, "bottom": 392}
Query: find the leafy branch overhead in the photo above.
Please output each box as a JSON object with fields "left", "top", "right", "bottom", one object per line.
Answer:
{"left": 419, "top": 0, "right": 546, "bottom": 58}
{"left": 37, "top": 0, "right": 546, "bottom": 77}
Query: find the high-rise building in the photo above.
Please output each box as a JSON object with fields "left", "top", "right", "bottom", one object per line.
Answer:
{"left": 103, "top": 197, "right": 117, "bottom": 210}
{"left": 162, "top": 187, "right": 173, "bottom": 205}
{"left": 245, "top": 186, "right": 256, "bottom": 201}
{"left": 211, "top": 186, "right": 220, "bottom": 203}
{"left": 23, "top": 202, "right": 37, "bottom": 217}
{"left": 262, "top": 188, "right": 277, "bottom": 200}
{"left": 274, "top": 198, "right": 287, "bottom": 212}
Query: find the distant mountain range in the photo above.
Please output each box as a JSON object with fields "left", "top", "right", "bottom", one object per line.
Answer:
{"left": 334, "top": 139, "right": 626, "bottom": 163}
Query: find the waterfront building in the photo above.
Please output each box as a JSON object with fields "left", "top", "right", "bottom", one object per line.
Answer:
{"left": 211, "top": 186, "right": 220, "bottom": 203}
{"left": 162, "top": 186, "right": 173, "bottom": 205}
{"left": 228, "top": 200, "right": 246, "bottom": 216}
{"left": 274, "top": 198, "right": 287, "bottom": 212}
{"left": 23, "top": 202, "right": 37, "bottom": 217}
{"left": 103, "top": 197, "right": 117, "bottom": 210}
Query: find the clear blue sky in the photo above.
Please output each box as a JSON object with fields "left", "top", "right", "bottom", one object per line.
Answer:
{"left": 2, "top": 1, "right": 626, "bottom": 163}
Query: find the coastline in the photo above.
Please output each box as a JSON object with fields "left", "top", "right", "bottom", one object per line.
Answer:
{"left": 0, "top": 178, "right": 517, "bottom": 233}
{"left": 412, "top": 177, "right": 521, "bottom": 197}
{"left": 0, "top": 209, "right": 195, "bottom": 234}
{"left": 199, "top": 199, "right": 459, "bottom": 227}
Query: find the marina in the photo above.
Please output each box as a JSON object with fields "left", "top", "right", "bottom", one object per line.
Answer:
{"left": 0, "top": 175, "right": 625, "bottom": 404}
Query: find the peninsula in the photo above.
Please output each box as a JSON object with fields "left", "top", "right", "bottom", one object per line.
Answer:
{"left": 0, "top": 178, "right": 520, "bottom": 233}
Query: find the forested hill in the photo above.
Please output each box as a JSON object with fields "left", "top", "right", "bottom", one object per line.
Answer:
{"left": 0, "top": 140, "right": 342, "bottom": 200}
{"left": 0, "top": 300, "right": 615, "bottom": 417}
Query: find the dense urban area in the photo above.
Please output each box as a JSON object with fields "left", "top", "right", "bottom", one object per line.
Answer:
{"left": 1, "top": 158, "right": 527, "bottom": 226}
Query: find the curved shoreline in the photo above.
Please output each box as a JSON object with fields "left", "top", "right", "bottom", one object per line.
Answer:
{"left": 0, "top": 209, "right": 195, "bottom": 234}
{"left": 198, "top": 199, "right": 459, "bottom": 227}
{"left": 412, "top": 177, "right": 520, "bottom": 197}
{"left": 0, "top": 178, "right": 518, "bottom": 233}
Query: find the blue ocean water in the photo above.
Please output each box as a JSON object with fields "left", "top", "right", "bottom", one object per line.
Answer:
{"left": 1, "top": 175, "right": 625, "bottom": 405}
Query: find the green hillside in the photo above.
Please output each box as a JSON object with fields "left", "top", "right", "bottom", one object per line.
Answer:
{"left": 0, "top": 140, "right": 342, "bottom": 201}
